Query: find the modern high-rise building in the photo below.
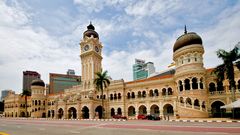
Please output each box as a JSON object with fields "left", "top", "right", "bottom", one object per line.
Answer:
{"left": 22, "top": 71, "right": 41, "bottom": 92}
{"left": 133, "top": 59, "right": 156, "bottom": 80}
{"left": 49, "top": 71, "right": 81, "bottom": 94}
{"left": 1, "top": 90, "right": 11, "bottom": 101}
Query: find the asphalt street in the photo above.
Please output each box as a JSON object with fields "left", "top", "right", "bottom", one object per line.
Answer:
{"left": 0, "top": 118, "right": 240, "bottom": 135}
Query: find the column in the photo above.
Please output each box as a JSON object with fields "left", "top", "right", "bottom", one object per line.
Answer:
{"left": 190, "top": 80, "right": 193, "bottom": 90}
{"left": 192, "top": 98, "right": 194, "bottom": 109}
{"left": 182, "top": 83, "right": 185, "bottom": 91}
{"left": 198, "top": 81, "right": 201, "bottom": 89}
{"left": 135, "top": 108, "right": 139, "bottom": 119}
{"left": 200, "top": 101, "right": 202, "bottom": 111}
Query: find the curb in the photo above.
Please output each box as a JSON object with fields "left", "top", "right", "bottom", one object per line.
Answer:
{"left": 169, "top": 119, "right": 240, "bottom": 123}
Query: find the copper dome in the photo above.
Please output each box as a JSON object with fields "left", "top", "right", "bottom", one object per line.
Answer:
{"left": 31, "top": 79, "right": 45, "bottom": 87}
{"left": 83, "top": 23, "right": 99, "bottom": 39}
{"left": 173, "top": 32, "right": 202, "bottom": 52}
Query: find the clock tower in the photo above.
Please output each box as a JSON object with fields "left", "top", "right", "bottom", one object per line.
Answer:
{"left": 80, "top": 23, "right": 102, "bottom": 89}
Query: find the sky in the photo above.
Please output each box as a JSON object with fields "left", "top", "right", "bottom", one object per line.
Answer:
{"left": 0, "top": 0, "right": 240, "bottom": 96}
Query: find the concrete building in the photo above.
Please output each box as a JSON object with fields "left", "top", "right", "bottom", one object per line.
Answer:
{"left": 133, "top": 59, "right": 156, "bottom": 80}
{"left": 3, "top": 23, "right": 240, "bottom": 119}
{"left": 23, "top": 71, "right": 41, "bottom": 92}
{"left": 1, "top": 90, "right": 11, "bottom": 101}
{"left": 49, "top": 72, "right": 81, "bottom": 94}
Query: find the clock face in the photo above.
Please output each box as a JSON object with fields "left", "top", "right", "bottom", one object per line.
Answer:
{"left": 95, "top": 46, "right": 99, "bottom": 52}
{"left": 84, "top": 45, "right": 89, "bottom": 51}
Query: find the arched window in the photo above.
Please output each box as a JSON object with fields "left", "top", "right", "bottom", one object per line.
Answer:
{"left": 178, "top": 80, "right": 183, "bottom": 92}
{"left": 38, "top": 100, "right": 41, "bottom": 105}
{"left": 180, "top": 97, "right": 184, "bottom": 103}
{"left": 184, "top": 79, "right": 190, "bottom": 90}
{"left": 97, "top": 95, "right": 99, "bottom": 99}
{"left": 43, "top": 101, "right": 45, "bottom": 106}
{"left": 202, "top": 101, "right": 206, "bottom": 108}
{"left": 131, "top": 92, "right": 135, "bottom": 98}
{"left": 162, "top": 88, "right": 166, "bottom": 96}
{"left": 192, "top": 78, "right": 198, "bottom": 89}
{"left": 209, "top": 83, "right": 216, "bottom": 92}
{"left": 168, "top": 88, "right": 173, "bottom": 95}
{"left": 114, "top": 93, "right": 117, "bottom": 100}
{"left": 118, "top": 93, "right": 121, "bottom": 99}
{"left": 194, "top": 99, "right": 200, "bottom": 106}
{"left": 35, "top": 100, "right": 37, "bottom": 106}
{"left": 127, "top": 92, "right": 131, "bottom": 99}
{"left": 110, "top": 94, "right": 113, "bottom": 100}
{"left": 149, "top": 90, "right": 153, "bottom": 97}
{"left": 217, "top": 81, "right": 224, "bottom": 91}
{"left": 154, "top": 89, "right": 159, "bottom": 96}
{"left": 142, "top": 91, "right": 146, "bottom": 98}
{"left": 103, "top": 95, "right": 106, "bottom": 99}
{"left": 137, "top": 91, "right": 141, "bottom": 98}
{"left": 100, "top": 95, "right": 103, "bottom": 99}
{"left": 186, "top": 98, "right": 192, "bottom": 105}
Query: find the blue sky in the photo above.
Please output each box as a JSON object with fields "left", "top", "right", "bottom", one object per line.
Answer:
{"left": 0, "top": 0, "right": 240, "bottom": 95}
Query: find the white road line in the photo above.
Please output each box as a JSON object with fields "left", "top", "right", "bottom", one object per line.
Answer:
{"left": 16, "top": 125, "right": 21, "bottom": 128}
{"left": 69, "top": 130, "right": 81, "bottom": 134}
{"left": 39, "top": 128, "right": 45, "bottom": 131}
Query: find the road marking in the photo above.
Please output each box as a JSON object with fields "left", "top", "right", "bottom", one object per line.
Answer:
{"left": 69, "top": 130, "right": 81, "bottom": 134}
{"left": 16, "top": 125, "right": 21, "bottom": 128}
{"left": 39, "top": 128, "right": 45, "bottom": 131}
{"left": 0, "top": 132, "right": 10, "bottom": 135}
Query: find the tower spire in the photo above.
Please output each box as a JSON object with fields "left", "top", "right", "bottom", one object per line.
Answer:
{"left": 184, "top": 25, "right": 187, "bottom": 34}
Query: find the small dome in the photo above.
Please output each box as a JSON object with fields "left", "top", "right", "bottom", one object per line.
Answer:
{"left": 31, "top": 79, "right": 45, "bottom": 87}
{"left": 83, "top": 22, "right": 99, "bottom": 39}
{"left": 173, "top": 30, "right": 202, "bottom": 52}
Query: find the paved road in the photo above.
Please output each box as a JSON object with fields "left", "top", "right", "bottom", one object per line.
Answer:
{"left": 0, "top": 118, "right": 240, "bottom": 135}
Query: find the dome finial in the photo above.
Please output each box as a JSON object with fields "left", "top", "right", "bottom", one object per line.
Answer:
{"left": 87, "top": 21, "right": 95, "bottom": 30}
{"left": 184, "top": 25, "right": 187, "bottom": 34}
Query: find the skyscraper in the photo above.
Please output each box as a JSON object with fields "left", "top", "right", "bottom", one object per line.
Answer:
{"left": 49, "top": 70, "right": 81, "bottom": 94}
{"left": 1, "top": 90, "right": 11, "bottom": 101}
{"left": 23, "top": 71, "right": 41, "bottom": 92}
{"left": 133, "top": 59, "right": 156, "bottom": 80}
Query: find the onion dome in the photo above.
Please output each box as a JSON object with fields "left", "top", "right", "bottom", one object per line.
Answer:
{"left": 31, "top": 79, "right": 45, "bottom": 87}
{"left": 83, "top": 22, "right": 99, "bottom": 39}
{"left": 173, "top": 26, "right": 202, "bottom": 52}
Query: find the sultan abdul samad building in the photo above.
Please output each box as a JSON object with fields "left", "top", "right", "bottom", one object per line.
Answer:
{"left": 4, "top": 23, "right": 240, "bottom": 119}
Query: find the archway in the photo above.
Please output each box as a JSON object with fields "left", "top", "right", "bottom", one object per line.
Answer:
{"left": 211, "top": 101, "right": 225, "bottom": 117}
{"left": 111, "top": 108, "right": 115, "bottom": 116}
{"left": 138, "top": 105, "right": 147, "bottom": 115}
{"left": 82, "top": 106, "right": 89, "bottom": 119}
{"left": 68, "top": 107, "right": 77, "bottom": 119}
{"left": 20, "top": 112, "right": 25, "bottom": 117}
{"left": 128, "top": 106, "right": 135, "bottom": 116}
{"left": 95, "top": 106, "right": 103, "bottom": 119}
{"left": 58, "top": 108, "right": 64, "bottom": 119}
{"left": 150, "top": 104, "right": 159, "bottom": 116}
{"left": 163, "top": 104, "right": 174, "bottom": 116}
{"left": 117, "top": 108, "right": 122, "bottom": 115}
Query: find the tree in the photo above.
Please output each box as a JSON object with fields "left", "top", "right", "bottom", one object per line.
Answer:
{"left": 21, "top": 90, "right": 31, "bottom": 117}
{"left": 94, "top": 70, "right": 110, "bottom": 119}
{"left": 213, "top": 44, "right": 240, "bottom": 102}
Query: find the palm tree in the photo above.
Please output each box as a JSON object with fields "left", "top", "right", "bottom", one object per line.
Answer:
{"left": 213, "top": 44, "right": 240, "bottom": 102}
{"left": 21, "top": 89, "right": 31, "bottom": 117}
{"left": 94, "top": 70, "right": 110, "bottom": 119}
